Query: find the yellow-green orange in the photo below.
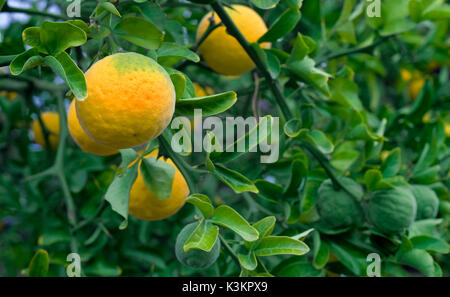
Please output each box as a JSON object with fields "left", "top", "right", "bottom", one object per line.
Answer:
{"left": 31, "top": 111, "right": 60, "bottom": 150}
{"left": 193, "top": 83, "right": 214, "bottom": 97}
{"left": 409, "top": 78, "right": 425, "bottom": 100}
{"left": 129, "top": 150, "right": 189, "bottom": 221}
{"left": 76, "top": 52, "right": 175, "bottom": 149}
{"left": 68, "top": 100, "right": 118, "bottom": 156}
{"left": 196, "top": 5, "right": 269, "bottom": 75}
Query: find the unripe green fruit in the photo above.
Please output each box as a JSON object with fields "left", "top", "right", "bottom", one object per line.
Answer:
{"left": 316, "top": 178, "right": 364, "bottom": 229}
{"left": 367, "top": 187, "right": 417, "bottom": 234}
{"left": 410, "top": 185, "right": 439, "bottom": 220}
{"left": 175, "top": 223, "right": 220, "bottom": 269}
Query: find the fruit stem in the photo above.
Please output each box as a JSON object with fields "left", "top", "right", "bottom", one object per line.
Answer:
{"left": 210, "top": 1, "right": 293, "bottom": 121}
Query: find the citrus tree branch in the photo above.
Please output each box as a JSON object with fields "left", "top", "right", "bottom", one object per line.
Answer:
{"left": 3, "top": 4, "right": 69, "bottom": 20}
{"left": 210, "top": 1, "right": 293, "bottom": 121}
{"left": 0, "top": 55, "right": 17, "bottom": 67}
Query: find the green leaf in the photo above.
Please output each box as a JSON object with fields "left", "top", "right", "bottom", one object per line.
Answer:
{"left": 409, "top": 0, "right": 423, "bottom": 22}
{"left": 119, "top": 149, "right": 139, "bottom": 167}
{"left": 284, "top": 118, "right": 303, "bottom": 138}
{"left": 157, "top": 42, "right": 200, "bottom": 64}
{"left": 397, "top": 249, "right": 435, "bottom": 276}
{"left": 175, "top": 91, "right": 237, "bottom": 116}
{"left": 40, "top": 21, "right": 87, "bottom": 55}
{"left": 299, "top": 130, "right": 334, "bottom": 154}
{"left": 253, "top": 216, "right": 276, "bottom": 239}
{"left": 381, "top": 148, "right": 402, "bottom": 178}
{"left": 238, "top": 252, "right": 258, "bottom": 270}
{"left": 328, "top": 241, "right": 367, "bottom": 275}
{"left": 265, "top": 50, "right": 281, "bottom": 78}
{"left": 312, "top": 232, "right": 329, "bottom": 269}
{"left": 254, "top": 179, "right": 284, "bottom": 200}
{"left": 422, "top": 3, "right": 450, "bottom": 20}
{"left": 412, "top": 165, "right": 440, "bottom": 184}
{"left": 0, "top": 0, "right": 6, "bottom": 11}
{"left": 291, "top": 228, "right": 315, "bottom": 241}
{"left": 170, "top": 73, "right": 186, "bottom": 100}
{"left": 287, "top": 57, "right": 331, "bottom": 96}
{"left": 184, "top": 220, "right": 219, "bottom": 252}
{"left": 28, "top": 249, "right": 49, "bottom": 277}
{"left": 98, "top": 2, "right": 121, "bottom": 17}
{"left": 254, "top": 236, "right": 309, "bottom": 256}
{"left": 84, "top": 260, "right": 121, "bottom": 276}
{"left": 105, "top": 150, "right": 139, "bottom": 224}
{"left": 283, "top": 159, "right": 308, "bottom": 196}
{"left": 273, "top": 259, "right": 323, "bottom": 276}
{"left": 413, "top": 142, "right": 437, "bottom": 176}
{"left": 251, "top": 0, "right": 280, "bottom": 10}
{"left": 364, "top": 169, "right": 394, "bottom": 191}
{"left": 67, "top": 20, "right": 90, "bottom": 33}
{"left": 114, "top": 17, "right": 163, "bottom": 50}
{"left": 22, "top": 27, "right": 47, "bottom": 53}
{"left": 210, "top": 205, "right": 259, "bottom": 241}
{"left": 210, "top": 115, "right": 274, "bottom": 163}
{"left": 38, "top": 231, "right": 71, "bottom": 246}
{"left": 282, "top": 0, "right": 303, "bottom": 10}
{"left": 288, "top": 33, "right": 310, "bottom": 62}
{"left": 410, "top": 236, "right": 449, "bottom": 254}
{"left": 259, "top": 8, "right": 301, "bottom": 43}
{"left": 186, "top": 194, "right": 214, "bottom": 218}
{"left": 212, "top": 164, "right": 259, "bottom": 194}
{"left": 330, "top": 77, "right": 363, "bottom": 111}
{"left": 43, "top": 52, "right": 87, "bottom": 100}
{"left": 140, "top": 156, "right": 175, "bottom": 200}
{"left": 9, "top": 48, "right": 43, "bottom": 75}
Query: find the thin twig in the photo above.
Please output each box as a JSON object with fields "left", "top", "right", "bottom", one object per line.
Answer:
{"left": 317, "top": 35, "right": 394, "bottom": 64}
{"left": 219, "top": 234, "right": 241, "bottom": 268}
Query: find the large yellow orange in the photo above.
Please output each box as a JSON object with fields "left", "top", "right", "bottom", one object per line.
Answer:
{"left": 31, "top": 111, "right": 60, "bottom": 149}
{"left": 129, "top": 150, "right": 189, "bottom": 221}
{"left": 68, "top": 100, "right": 118, "bottom": 156}
{"left": 196, "top": 5, "right": 269, "bottom": 75}
{"left": 76, "top": 52, "right": 175, "bottom": 149}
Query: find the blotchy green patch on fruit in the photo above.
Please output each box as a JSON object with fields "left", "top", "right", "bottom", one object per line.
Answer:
{"left": 410, "top": 185, "right": 439, "bottom": 220}
{"left": 175, "top": 222, "right": 220, "bottom": 269}
{"left": 367, "top": 187, "right": 417, "bottom": 234}
{"left": 316, "top": 178, "right": 364, "bottom": 229}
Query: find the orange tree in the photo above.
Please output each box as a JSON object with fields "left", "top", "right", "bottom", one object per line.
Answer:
{"left": 0, "top": 0, "right": 449, "bottom": 277}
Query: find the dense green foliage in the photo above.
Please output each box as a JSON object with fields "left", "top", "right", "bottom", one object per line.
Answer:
{"left": 0, "top": 0, "right": 449, "bottom": 277}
